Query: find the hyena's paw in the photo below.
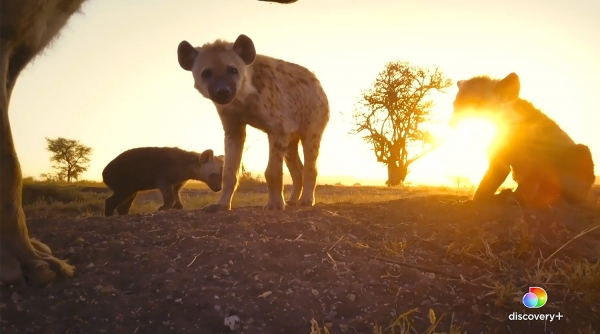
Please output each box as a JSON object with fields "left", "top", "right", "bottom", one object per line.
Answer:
{"left": 285, "top": 199, "right": 298, "bottom": 206}
{"left": 264, "top": 197, "right": 286, "bottom": 211}
{"left": 297, "top": 195, "right": 315, "bottom": 207}
{"left": 173, "top": 202, "right": 184, "bottom": 210}
{"left": 202, "top": 203, "right": 230, "bottom": 213}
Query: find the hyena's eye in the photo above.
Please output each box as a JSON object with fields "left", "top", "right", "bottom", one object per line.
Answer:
{"left": 226, "top": 66, "right": 238, "bottom": 75}
{"left": 201, "top": 69, "right": 213, "bottom": 79}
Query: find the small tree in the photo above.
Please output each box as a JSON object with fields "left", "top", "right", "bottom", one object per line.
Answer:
{"left": 350, "top": 60, "right": 452, "bottom": 186}
{"left": 44, "top": 137, "right": 92, "bottom": 183}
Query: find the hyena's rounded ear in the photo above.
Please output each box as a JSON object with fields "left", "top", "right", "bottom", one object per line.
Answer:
{"left": 495, "top": 72, "right": 520, "bottom": 102}
{"left": 456, "top": 80, "right": 466, "bottom": 89}
{"left": 178, "top": 40, "right": 199, "bottom": 71}
{"left": 200, "top": 149, "right": 214, "bottom": 164}
{"left": 233, "top": 34, "right": 256, "bottom": 65}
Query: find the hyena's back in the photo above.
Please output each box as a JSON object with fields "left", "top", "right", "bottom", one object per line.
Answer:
{"left": 250, "top": 56, "right": 330, "bottom": 128}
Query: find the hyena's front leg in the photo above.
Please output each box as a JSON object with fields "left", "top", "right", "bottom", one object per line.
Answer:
{"left": 298, "top": 134, "right": 321, "bottom": 207}
{"left": 203, "top": 127, "right": 246, "bottom": 213}
{"left": 473, "top": 161, "right": 511, "bottom": 203}
{"left": 264, "top": 134, "right": 288, "bottom": 210}
{"left": 284, "top": 137, "right": 303, "bottom": 206}
{"left": 172, "top": 182, "right": 185, "bottom": 209}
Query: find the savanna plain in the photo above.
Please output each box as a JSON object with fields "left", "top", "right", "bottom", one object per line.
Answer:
{"left": 1, "top": 176, "right": 599, "bottom": 334}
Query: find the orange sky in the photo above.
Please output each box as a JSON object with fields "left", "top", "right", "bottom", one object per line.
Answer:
{"left": 11, "top": 0, "right": 600, "bottom": 187}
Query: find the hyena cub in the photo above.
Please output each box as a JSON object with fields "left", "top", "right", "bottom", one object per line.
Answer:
{"left": 102, "top": 147, "right": 224, "bottom": 216}
{"left": 177, "top": 34, "right": 330, "bottom": 212}
{"left": 451, "top": 72, "right": 595, "bottom": 207}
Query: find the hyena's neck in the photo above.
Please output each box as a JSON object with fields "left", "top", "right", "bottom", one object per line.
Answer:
{"left": 504, "top": 98, "right": 574, "bottom": 144}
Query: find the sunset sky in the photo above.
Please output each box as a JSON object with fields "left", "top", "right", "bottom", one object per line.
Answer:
{"left": 11, "top": 0, "right": 600, "bottom": 187}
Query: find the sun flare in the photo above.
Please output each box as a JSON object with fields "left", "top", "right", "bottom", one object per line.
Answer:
{"left": 409, "top": 119, "right": 497, "bottom": 187}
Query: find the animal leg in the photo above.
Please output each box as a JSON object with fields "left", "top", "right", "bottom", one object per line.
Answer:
{"left": 172, "top": 182, "right": 185, "bottom": 209}
{"left": 203, "top": 126, "right": 246, "bottom": 213}
{"left": 264, "top": 134, "right": 288, "bottom": 210}
{"left": 157, "top": 181, "right": 175, "bottom": 211}
{"left": 298, "top": 133, "right": 322, "bottom": 207}
{"left": 284, "top": 137, "right": 303, "bottom": 206}
{"left": 473, "top": 161, "right": 511, "bottom": 203}
{"left": 105, "top": 190, "right": 135, "bottom": 216}
{"left": 116, "top": 191, "right": 138, "bottom": 215}
{"left": 1, "top": 39, "right": 74, "bottom": 287}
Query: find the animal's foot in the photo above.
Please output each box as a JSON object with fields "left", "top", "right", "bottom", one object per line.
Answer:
{"left": 263, "top": 198, "right": 285, "bottom": 211}
{"left": 202, "top": 203, "right": 230, "bottom": 213}
{"left": 297, "top": 195, "right": 315, "bottom": 207}
{"left": 173, "top": 202, "right": 184, "bottom": 210}
{"left": 1, "top": 236, "right": 75, "bottom": 287}
{"left": 285, "top": 199, "right": 298, "bottom": 206}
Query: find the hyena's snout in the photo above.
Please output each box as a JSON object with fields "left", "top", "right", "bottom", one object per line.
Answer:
{"left": 208, "top": 77, "right": 237, "bottom": 105}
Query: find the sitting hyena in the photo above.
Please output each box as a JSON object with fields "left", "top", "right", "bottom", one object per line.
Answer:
{"left": 177, "top": 34, "right": 330, "bottom": 212}
{"left": 450, "top": 72, "right": 596, "bottom": 207}
{"left": 102, "top": 147, "right": 223, "bottom": 216}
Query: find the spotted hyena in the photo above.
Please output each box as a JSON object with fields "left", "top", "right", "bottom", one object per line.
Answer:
{"left": 177, "top": 34, "right": 330, "bottom": 212}
{"left": 0, "top": 0, "right": 300, "bottom": 287}
{"left": 450, "top": 72, "right": 596, "bottom": 207}
{"left": 102, "top": 147, "right": 223, "bottom": 216}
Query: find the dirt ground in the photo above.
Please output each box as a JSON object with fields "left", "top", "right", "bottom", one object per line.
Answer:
{"left": 2, "top": 187, "right": 600, "bottom": 334}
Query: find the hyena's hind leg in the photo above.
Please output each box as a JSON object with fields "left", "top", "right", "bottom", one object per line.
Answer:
{"left": 298, "top": 132, "right": 323, "bottom": 207}
{"left": 285, "top": 137, "right": 303, "bottom": 206}
{"left": 116, "top": 192, "right": 138, "bottom": 215}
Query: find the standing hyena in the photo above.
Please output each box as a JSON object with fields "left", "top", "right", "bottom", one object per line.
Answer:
{"left": 450, "top": 72, "right": 596, "bottom": 207}
{"left": 177, "top": 34, "right": 330, "bottom": 212}
{"left": 0, "top": 0, "right": 299, "bottom": 287}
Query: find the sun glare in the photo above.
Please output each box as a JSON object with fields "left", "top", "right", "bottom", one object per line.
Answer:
{"left": 439, "top": 119, "right": 497, "bottom": 186}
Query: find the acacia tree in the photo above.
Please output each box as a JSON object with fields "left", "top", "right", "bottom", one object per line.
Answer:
{"left": 45, "top": 137, "right": 92, "bottom": 183}
{"left": 350, "top": 61, "right": 452, "bottom": 186}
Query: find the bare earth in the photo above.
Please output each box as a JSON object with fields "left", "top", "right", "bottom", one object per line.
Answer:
{"left": 1, "top": 185, "right": 599, "bottom": 334}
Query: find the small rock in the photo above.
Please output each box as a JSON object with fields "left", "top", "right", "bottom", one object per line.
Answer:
{"left": 215, "top": 305, "right": 221, "bottom": 311}
{"left": 101, "top": 285, "right": 116, "bottom": 293}
{"left": 224, "top": 315, "right": 241, "bottom": 330}
{"left": 175, "top": 298, "right": 182, "bottom": 304}
{"left": 166, "top": 268, "right": 176, "bottom": 273}
{"left": 347, "top": 294, "right": 356, "bottom": 302}
{"left": 221, "top": 269, "right": 230, "bottom": 276}
{"left": 93, "top": 285, "right": 103, "bottom": 292}
{"left": 10, "top": 293, "right": 22, "bottom": 303}
{"left": 85, "top": 263, "right": 94, "bottom": 269}
{"left": 311, "top": 289, "right": 319, "bottom": 297}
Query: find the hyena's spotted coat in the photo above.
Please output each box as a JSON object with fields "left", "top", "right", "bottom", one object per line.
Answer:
{"left": 450, "top": 72, "right": 595, "bottom": 207}
{"left": 177, "top": 34, "right": 330, "bottom": 212}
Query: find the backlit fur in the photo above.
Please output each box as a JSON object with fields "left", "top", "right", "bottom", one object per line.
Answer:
{"left": 451, "top": 72, "right": 595, "bottom": 207}
{"left": 178, "top": 34, "right": 330, "bottom": 211}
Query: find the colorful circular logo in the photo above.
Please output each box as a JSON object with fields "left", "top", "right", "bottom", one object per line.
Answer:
{"left": 522, "top": 287, "right": 548, "bottom": 308}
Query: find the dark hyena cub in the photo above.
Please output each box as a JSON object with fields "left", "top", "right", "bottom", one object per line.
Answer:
{"left": 102, "top": 147, "right": 223, "bottom": 216}
{"left": 177, "top": 34, "right": 330, "bottom": 212}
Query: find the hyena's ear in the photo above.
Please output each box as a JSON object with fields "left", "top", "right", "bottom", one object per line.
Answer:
{"left": 494, "top": 72, "right": 520, "bottom": 102}
{"left": 178, "top": 40, "right": 198, "bottom": 71}
{"left": 456, "top": 80, "right": 466, "bottom": 89}
{"left": 200, "top": 149, "right": 214, "bottom": 164}
{"left": 233, "top": 34, "right": 256, "bottom": 65}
